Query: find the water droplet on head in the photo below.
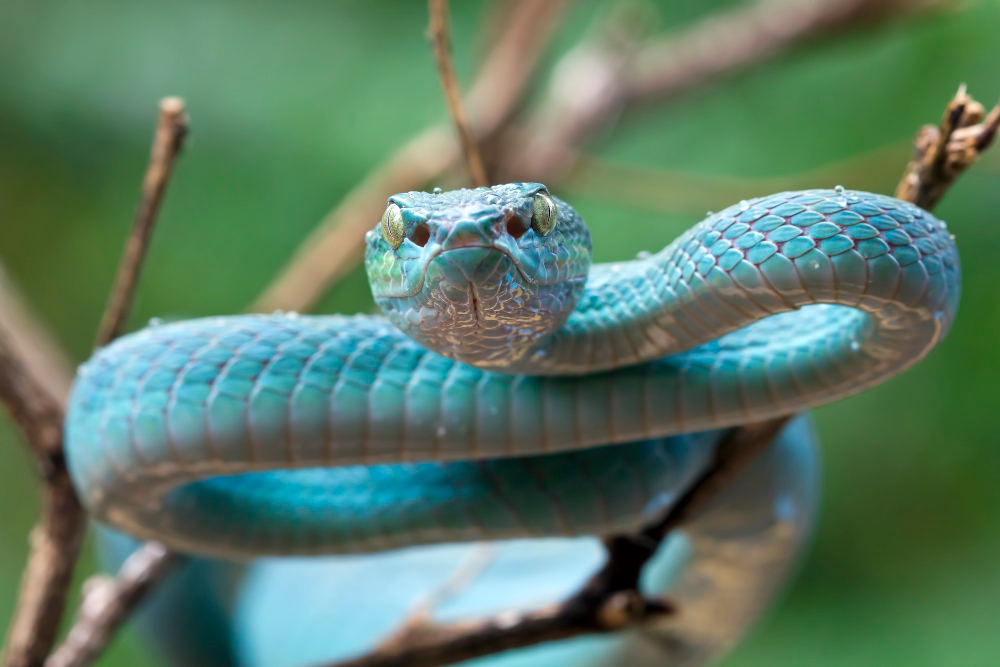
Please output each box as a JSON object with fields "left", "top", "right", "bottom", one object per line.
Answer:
{"left": 636, "top": 250, "right": 652, "bottom": 260}
{"left": 739, "top": 200, "right": 749, "bottom": 211}
{"left": 147, "top": 317, "right": 163, "bottom": 327}
{"left": 706, "top": 211, "right": 714, "bottom": 217}
{"left": 834, "top": 185, "right": 845, "bottom": 194}
{"left": 432, "top": 187, "right": 443, "bottom": 194}
{"left": 285, "top": 311, "right": 301, "bottom": 320}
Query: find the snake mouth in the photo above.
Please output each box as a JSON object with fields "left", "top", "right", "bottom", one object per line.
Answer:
{"left": 375, "top": 244, "right": 533, "bottom": 299}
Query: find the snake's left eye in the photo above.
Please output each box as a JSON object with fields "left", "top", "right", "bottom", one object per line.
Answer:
{"left": 381, "top": 203, "right": 404, "bottom": 249}
{"left": 531, "top": 191, "right": 557, "bottom": 236}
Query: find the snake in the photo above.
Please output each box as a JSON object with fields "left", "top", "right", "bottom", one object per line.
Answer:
{"left": 65, "top": 184, "right": 960, "bottom": 666}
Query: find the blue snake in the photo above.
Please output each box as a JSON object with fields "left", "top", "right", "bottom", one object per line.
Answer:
{"left": 66, "top": 184, "right": 959, "bottom": 665}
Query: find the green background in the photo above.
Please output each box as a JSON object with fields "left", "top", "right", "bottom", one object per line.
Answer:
{"left": 2, "top": 1, "right": 998, "bottom": 664}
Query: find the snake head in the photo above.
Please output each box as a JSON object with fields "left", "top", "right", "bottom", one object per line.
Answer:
{"left": 364, "top": 183, "right": 591, "bottom": 368}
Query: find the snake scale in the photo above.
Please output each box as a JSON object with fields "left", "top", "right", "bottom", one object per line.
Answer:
{"left": 66, "top": 184, "right": 959, "bottom": 666}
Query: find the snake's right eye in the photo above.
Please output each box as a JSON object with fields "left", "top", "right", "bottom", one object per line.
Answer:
{"left": 381, "top": 203, "right": 405, "bottom": 249}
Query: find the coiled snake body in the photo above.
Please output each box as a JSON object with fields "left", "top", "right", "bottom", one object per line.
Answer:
{"left": 66, "top": 185, "right": 960, "bottom": 665}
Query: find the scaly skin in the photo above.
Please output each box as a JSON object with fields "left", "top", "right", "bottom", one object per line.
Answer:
{"left": 65, "top": 185, "right": 958, "bottom": 664}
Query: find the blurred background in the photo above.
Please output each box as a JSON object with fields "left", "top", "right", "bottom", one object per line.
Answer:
{"left": 1, "top": 0, "right": 998, "bottom": 664}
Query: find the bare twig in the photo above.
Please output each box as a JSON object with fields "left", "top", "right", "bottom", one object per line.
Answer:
{"left": 325, "top": 592, "right": 674, "bottom": 667}
{"left": 0, "top": 329, "right": 83, "bottom": 667}
{"left": 1, "top": 98, "right": 189, "bottom": 667}
{"left": 45, "top": 544, "right": 179, "bottom": 667}
{"left": 627, "top": 0, "right": 950, "bottom": 105}
{"left": 251, "top": 0, "right": 572, "bottom": 314}
{"left": 429, "top": 0, "right": 489, "bottom": 187}
{"left": 896, "top": 85, "right": 1000, "bottom": 209}
{"left": 0, "top": 271, "right": 74, "bottom": 402}
{"left": 499, "top": 0, "right": 951, "bottom": 181}
{"left": 320, "top": 418, "right": 784, "bottom": 667}
{"left": 94, "top": 97, "right": 189, "bottom": 347}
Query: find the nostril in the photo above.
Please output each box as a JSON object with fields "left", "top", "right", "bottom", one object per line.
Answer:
{"left": 411, "top": 224, "right": 431, "bottom": 247}
{"left": 506, "top": 216, "right": 528, "bottom": 240}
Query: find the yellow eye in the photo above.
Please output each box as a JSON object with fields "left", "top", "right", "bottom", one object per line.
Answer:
{"left": 531, "top": 191, "right": 557, "bottom": 236}
{"left": 381, "top": 203, "right": 404, "bottom": 249}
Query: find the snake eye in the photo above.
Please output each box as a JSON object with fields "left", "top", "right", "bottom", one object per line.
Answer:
{"left": 381, "top": 203, "right": 404, "bottom": 249}
{"left": 530, "top": 191, "right": 557, "bottom": 236}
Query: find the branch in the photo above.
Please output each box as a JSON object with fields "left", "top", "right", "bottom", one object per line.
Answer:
{"left": 320, "top": 419, "right": 784, "bottom": 667}
{"left": 429, "top": 0, "right": 489, "bottom": 187}
{"left": 1, "top": 98, "right": 189, "bottom": 667}
{"left": 896, "top": 84, "right": 1000, "bottom": 209}
{"left": 0, "top": 272, "right": 74, "bottom": 403}
{"left": 0, "top": 328, "right": 82, "bottom": 667}
{"left": 45, "top": 544, "right": 178, "bottom": 667}
{"left": 250, "top": 0, "right": 572, "bottom": 314}
{"left": 498, "top": 0, "right": 950, "bottom": 181}
{"left": 325, "top": 592, "right": 674, "bottom": 667}
{"left": 94, "top": 97, "right": 189, "bottom": 347}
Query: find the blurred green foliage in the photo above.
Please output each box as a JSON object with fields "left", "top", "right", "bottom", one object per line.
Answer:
{"left": 1, "top": 1, "right": 998, "bottom": 664}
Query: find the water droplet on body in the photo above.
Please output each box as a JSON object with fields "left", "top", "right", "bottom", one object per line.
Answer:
{"left": 147, "top": 317, "right": 163, "bottom": 327}
{"left": 834, "top": 185, "right": 845, "bottom": 194}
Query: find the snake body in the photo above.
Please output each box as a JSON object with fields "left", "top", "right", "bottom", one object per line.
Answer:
{"left": 66, "top": 185, "right": 959, "bottom": 664}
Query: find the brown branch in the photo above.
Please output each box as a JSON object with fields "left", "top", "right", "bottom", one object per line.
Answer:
{"left": 0, "top": 272, "right": 74, "bottom": 403}
{"left": 251, "top": 0, "right": 572, "bottom": 314}
{"left": 325, "top": 592, "right": 674, "bottom": 667}
{"left": 321, "top": 418, "right": 784, "bottom": 667}
{"left": 896, "top": 85, "right": 1000, "bottom": 209}
{"left": 428, "top": 0, "right": 489, "bottom": 187}
{"left": 1, "top": 98, "right": 190, "bottom": 667}
{"left": 45, "top": 543, "right": 179, "bottom": 667}
{"left": 626, "top": 0, "right": 951, "bottom": 106}
{"left": 94, "top": 97, "right": 189, "bottom": 347}
{"left": 498, "top": 0, "right": 950, "bottom": 182}
{"left": 0, "top": 328, "right": 83, "bottom": 667}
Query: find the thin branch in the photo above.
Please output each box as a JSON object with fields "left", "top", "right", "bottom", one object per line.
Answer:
{"left": 250, "top": 0, "right": 572, "bottom": 314}
{"left": 626, "top": 0, "right": 951, "bottom": 105}
{"left": 0, "top": 271, "right": 74, "bottom": 403}
{"left": 896, "top": 85, "right": 1000, "bottom": 209}
{"left": 320, "top": 418, "right": 783, "bottom": 667}
{"left": 94, "top": 97, "right": 189, "bottom": 347}
{"left": 324, "top": 593, "right": 674, "bottom": 667}
{"left": 499, "top": 0, "right": 951, "bottom": 182}
{"left": 45, "top": 544, "right": 179, "bottom": 667}
{"left": 428, "top": 0, "right": 489, "bottom": 187}
{"left": 1, "top": 98, "right": 189, "bottom": 667}
{"left": 0, "top": 328, "right": 83, "bottom": 667}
